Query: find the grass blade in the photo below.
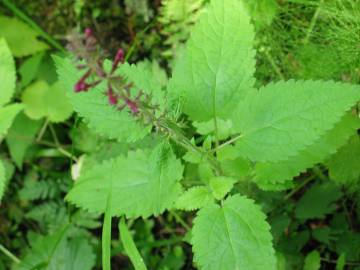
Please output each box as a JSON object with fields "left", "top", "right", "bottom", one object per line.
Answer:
{"left": 119, "top": 217, "right": 147, "bottom": 270}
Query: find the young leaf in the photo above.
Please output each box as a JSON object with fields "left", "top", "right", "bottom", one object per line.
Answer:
{"left": 326, "top": 135, "right": 360, "bottom": 185}
{"left": 175, "top": 186, "right": 213, "bottom": 211}
{"left": 6, "top": 113, "right": 43, "bottom": 169}
{"left": 119, "top": 217, "right": 148, "bottom": 270}
{"left": 0, "top": 38, "right": 16, "bottom": 106}
{"left": 304, "top": 250, "right": 321, "bottom": 270}
{"left": 233, "top": 80, "right": 360, "bottom": 162}
{"left": 168, "top": 0, "right": 256, "bottom": 122}
{"left": 192, "top": 195, "right": 276, "bottom": 270}
{"left": 209, "top": 176, "right": 236, "bottom": 200}
{"left": 0, "top": 104, "right": 23, "bottom": 137}
{"left": 0, "top": 16, "right": 48, "bottom": 57}
{"left": 54, "top": 56, "right": 150, "bottom": 142}
{"left": 66, "top": 143, "right": 183, "bottom": 218}
{"left": 254, "top": 114, "right": 360, "bottom": 188}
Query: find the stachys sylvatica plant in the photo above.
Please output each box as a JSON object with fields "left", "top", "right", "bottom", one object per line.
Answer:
{"left": 54, "top": 0, "right": 360, "bottom": 269}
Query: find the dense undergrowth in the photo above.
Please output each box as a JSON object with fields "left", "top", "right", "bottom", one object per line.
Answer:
{"left": 0, "top": 0, "right": 360, "bottom": 269}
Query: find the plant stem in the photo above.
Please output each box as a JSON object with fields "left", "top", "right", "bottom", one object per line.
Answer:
{"left": 264, "top": 49, "right": 285, "bottom": 80}
{"left": 313, "top": 165, "right": 328, "bottom": 181}
{"left": 321, "top": 257, "right": 360, "bottom": 266}
{"left": 171, "top": 211, "right": 191, "bottom": 231}
{"left": 304, "top": 0, "right": 324, "bottom": 44}
{"left": 36, "top": 119, "right": 49, "bottom": 142}
{"left": 284, "top": 174, "right": 316, "bottom": 200}
{"left": 0, "top": 244, "right": 20, "bottom": 264}
{"left": 1, "top": 0, "right": 66, "bottom": 53}
{"left": 37, "top": 140, "right": 78, "bottom": 161}
{"left": 210, "top": 134, "right": 243, "bottom": 153}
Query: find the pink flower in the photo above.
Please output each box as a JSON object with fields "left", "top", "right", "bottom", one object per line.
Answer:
{"left": 111, "top": 48, "right": 125, "bottom": 73}
{"left": 106, "top": 87, "right": 118, "bottom": 105}
{"left": 84, "top": 28, "right": 92, "bottom": 38}
{"left": 74, "top": 81, "right": 89, "bottom": 92}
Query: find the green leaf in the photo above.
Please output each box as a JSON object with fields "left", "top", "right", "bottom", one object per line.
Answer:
{"left": 0, "top": 160, "right": 5, "bottom": 201}
{"left": 336, "top": 253, "right": 346, "bottom": 270}
{"left": 326, "top": 135, "right": 360, "bottom": 185}
{"left": 295, "top": 182, "right": 342, "bottom": 220}
{"left": 119, "top": 218, "right": 148, "bottom": 270}
{"left": 209, "top": 176, "right": 236, "bottom": 200}
{"left": 21, "top": 80, "right": 73, "bottom": 122}
{"left": 66, "top": 143, "right": 183, "bottom": 218}
{"left": 0, "top": 38, "right": 16, "bottom": 106}
{"left": 54, "top": 56, "right": 150, "bottom": 142}
{"left": 192, "top": 195, "right": 276, "bottom": 270}
{"left": 168, "top": 0, "right": 256, "bottom": 122}
{"left": 19, "top": 52, "right": 44, "bottom": 87}
{"left": 304, "top": 250, "right": 321, "bottom": 270}
{"left": 0, "top": 16, "right": 48, "bottom": 57}
{"left": 17, "top": 226, "right": 95, "bottom": 270}
{"left": 175, "top": 186, "right": 214, "bottom": 211}
{"left": 254, "top": 114, "right": 360, "bottom": 189}
{"left": 118, "top": 62, "right": 165, "bottom": 112}
{"left": 6, "top": 112, "right": 43, "bottom": 169}
{"left": 234, "top": 80, "right": 360, "bottom": 162}
{"left": 194, "top": 118, "right": 235, "bottom": 141}
{"left": 0, "top": 104, "right": 23, "bottom": 137}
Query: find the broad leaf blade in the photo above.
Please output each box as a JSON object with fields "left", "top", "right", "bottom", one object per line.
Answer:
{"left": 234, "top": 80, "right": 360, "bottom": 162}
{"left": 192, "top": 195, "right": 276, "bottom": 270}
{"left": 0, "top": 104, "right": 23, "bottom": 137}
{"left": 17, "top": 226, "right": 95, "bottom": 270}
{"left": 6, "top": 112, "right": 43, "bottom": 169}
{"left": 0, "top": 16, "right": 48, "bottom": 57}
{"left": 254, "top": 114, "right": 360, "bottom": 188}
{"left": 168, "top": 0, "right": 256, "bottom": 122}
{"left": 326, "top": 135, "right": 360, "bottom": 185}
{"left": 66, "top": 143, "right": 183, "bottom": 218}
{"left": 0, "top": 38, "right": 16, "bottom": 106}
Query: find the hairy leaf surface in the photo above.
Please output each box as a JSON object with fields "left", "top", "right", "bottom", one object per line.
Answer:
{"left": 66, "top": 143, "right": 183, "bottom": 218}
{"left": 55, "top": 56, "right": 151, "bottom": 142}
{"left": 234, "top": 80, "right": 360, "bottom": 162}
{"left": 192, "top": 195, "right": 276, "bottom": 270}
{"left": 168, "top": 0, "right": 256, "bottom": 122}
